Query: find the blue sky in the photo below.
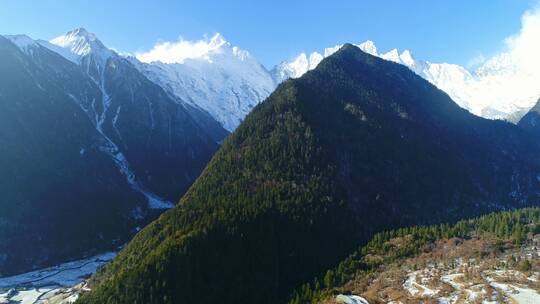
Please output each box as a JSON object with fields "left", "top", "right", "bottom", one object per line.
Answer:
{"left": 0, "top": 0, "right": 536, "bottom": 67}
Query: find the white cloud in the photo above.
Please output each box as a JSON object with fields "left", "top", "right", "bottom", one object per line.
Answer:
{"left": 503, "top": 5, "right": 540, "bottom": 72}
{"left": 136, "top": 33, "right": 227, "bottom": 64}
{"left": 465, "top": 3, "right": 540, "bottom": 117}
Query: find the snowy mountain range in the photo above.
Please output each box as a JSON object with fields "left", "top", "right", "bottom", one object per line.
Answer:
{"left": 127, "top": 33, "right": 540, "bottom": 126}
{"left": 4, "top": 29, "right": 539, "bottom": 137}
{"left": 272, "top": 40, "right": 540, "bottom": 122}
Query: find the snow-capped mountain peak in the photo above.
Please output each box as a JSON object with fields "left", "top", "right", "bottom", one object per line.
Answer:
{"left": 132, "top": 34, "right": 275, "bottom": 131}
{"left": 399, "top": 50, "right": 416, "bottom": 66}
{"left": 271, "top": 39, "right": 540, "bottom": 122}
{"left": 135, "top": 32, "right": 244, "bottom": 65}
{"left": 271, "top": 50, "right": 326, "bottom": 83}
{"left": 322, "top": 45, "right": 341, "bottom": 57}
{"left": 273, "top": 52, "right": 309, "bottom": 79}
{"left": 208, "top": 32, "right": 227, "bottom": 50}
{"left": 206, "top": 33, "right": 255, "bottom": 62}
{"left": 358, "top": 40, "right": 378, "bottom": 56}
{"left": 272, "top": 40, "right": 385, "bottom": 84}
{"left": 378, "top": 48, "right": 421, "bottom": 71}
{"left": 48, "top": 28, "right": 113, "bottom": 65}
{"left": 50, "top": 28, "right": 106, "bottom": 56}
{"left": 380, "top": 48, "right": 400, "bottom": 62}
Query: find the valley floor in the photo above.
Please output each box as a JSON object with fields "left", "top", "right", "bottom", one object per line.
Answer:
{"left": 0, "top": 252, "right": 115, "bottom": 304}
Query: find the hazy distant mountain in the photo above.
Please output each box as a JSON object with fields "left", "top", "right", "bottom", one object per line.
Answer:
{"left": 79, "top": 44, "right": 540, "bottom": 304}
{"left": 0, "top": 29, "right": 226, "bottom": 276}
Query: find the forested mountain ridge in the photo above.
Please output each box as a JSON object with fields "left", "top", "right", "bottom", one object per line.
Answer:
{"left": 78, "top": 44, "right": 540, "bottom": 304}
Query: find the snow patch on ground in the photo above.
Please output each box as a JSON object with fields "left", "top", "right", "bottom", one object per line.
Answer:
{"left": 489, "top": 279, "right": 540, "bottom": 304}
{"left": 335, "top": 294, "right": 370, "bottom": 304}
{"left": 404, "top": 270, "right": 438, "bottom": 297}
{"left": 401, "top": 264, "right": 540, "bottom": 303}
{"left": 0, "top": 252, "right": 115, "bottom": 304}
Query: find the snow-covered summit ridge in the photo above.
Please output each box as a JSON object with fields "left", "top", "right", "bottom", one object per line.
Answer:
{"left": 136, "top": 33, "right": 252, "bottom": 65}
{"left": 48, "top": 27, "right": 114, "bottom": 65}
{"left": 270, "top": 40, "right": 380, "bottom": 83}
{"left": 3, "top": 29, "right": 274, "bottom": 132}
{"left": 50, "top": 28, "right": 108, "bottom": 56}
{"left": 272, "top": 39, "right": 540, "bottom": 122}
{"left": 6, "top": 20, "right": 540, "bottom": 126}
{"left": 272, "top": 40, "right": 419, "bottom": 83}
{"left": 132, "top": 33, "right": 275, "bottom": 131}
